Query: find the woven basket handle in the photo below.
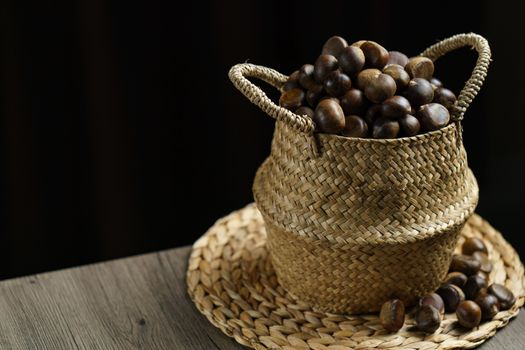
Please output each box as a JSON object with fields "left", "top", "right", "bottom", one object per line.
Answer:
{"left": 228, "top": 63, "right": 316, "bottom": 134}
{"left": 421, "top": 33, "right": 491, "bottom": 122}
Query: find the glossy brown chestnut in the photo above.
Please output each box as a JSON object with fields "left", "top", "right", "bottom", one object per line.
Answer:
{"left": 462, "top": 237, "right": 488, "bottom": 255}
{"left": 342, "top": 115, "right": 368, "bottom": 138}
{"left": 313, "top": 98, "right": 345, "bottom": 134}
{"left": 341, "top": 88, "right": 368, "bottom": 115}
{"left": 379, "top": 299, "right": 405, "bottom": 332}
{"left": 373, "top": 118, "right": 400, "bottom": 139}
{"left": 306, "top": 84, "right": 325, "bottom": 107}
{"left": 419, "top": 293, "right": 445, "bottom": 314}
{"left": 364, "top": 104, "right": 383, "bottom": 125}
{"left": 405, "top": 56, "right": 435, "bottom": 79}
{"left": 398, "top": 114, "right": 420, "bottom": 137}
{"left": 279, "top": 88, "right": 305, "bottom": 111}
{"left": 488, "top": 284, "right": 516, "bottom": 310}
{"left": 357, "top": 68, "right": 381, "bottom": 89}
{"left": 361, "top": 41, "right": 389, "bottom": 69}
{"left": 295, "top": 106, "right": 314, "bottom": 119}
{"left": 339, "top": 46, "right": 365, "bottom": 76}
{"left": 434, "top": 88, "right": 457, "bottom": 109}
{"left": 437, "top": 284, "right": 465, "bottom": 312}
{"left": 456, "top": 300, "right": 481, "bottom": 328}
{"left": 463, "top": 275, "right": 488, "bottom": 300}
{"left": 387, "top": 51, "right": 409, "bottom": 67}
{"left": 417, "top": 103, "right": 450, "bottom": 132}
{"left": 415, "top": 305, "right": 441, "bottom": 333}
{"left": 472, "top": 251, "right": 493, "bottom": 274}
{"left": 383, "top": 64, "right": 410, "bottom": 90}
{"left": 324, "top": 70, "right": 352, "bottom": 97}
{"left": 364, "top": 74, "right": 396, "bottom": 103}
{"left": 314, "top": 54, "right": 338, "bottom": 83}
{"left": 298, "top": 64, "right": 316, "bottom": 90}
{"left": 429, "top": 77, "right": 443, "bottom": 89}
{"left": 449, "top": 254, "right": 482, "bottom": 276}
{"left": 381, "top": 96, "right": 411, "bottom": 118}
{"left": 283, "top": 70, "right": 300, "bottom": 91}
{"left": 322, "top": 36, "right": 348, "bottom": 58}
{"left": 444, "top": 272, "right": 468, "bottom": 288}
{"left": 475, "top": 293, "right": 500, "bottom": 320}
{"left": 403, "top": 78, "right": 434, "bottom": 106}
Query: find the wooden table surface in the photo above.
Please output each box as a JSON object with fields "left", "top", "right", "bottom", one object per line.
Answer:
{"left": 0, "top": 246, "right": 522, "bottom": 350}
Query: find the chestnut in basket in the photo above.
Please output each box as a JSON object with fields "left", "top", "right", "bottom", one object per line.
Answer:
{"left": 280, "top": 35, "right": 459, "bottom": 138}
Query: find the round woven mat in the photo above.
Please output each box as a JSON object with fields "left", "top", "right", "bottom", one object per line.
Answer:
{"left": 187, "top": 204, "right": 525, "bottom": 350}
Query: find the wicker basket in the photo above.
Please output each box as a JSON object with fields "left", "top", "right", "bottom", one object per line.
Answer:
{"left": 228, "top": 33, "right": 491, "bottom": 314}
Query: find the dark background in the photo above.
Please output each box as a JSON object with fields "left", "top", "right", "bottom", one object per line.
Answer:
{"left": 1, "top": 1, "right": 523, "bottom": 279}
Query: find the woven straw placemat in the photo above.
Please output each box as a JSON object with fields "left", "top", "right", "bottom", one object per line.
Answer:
{"left": 187, "top": 204, "right": 525, "bottom": 350}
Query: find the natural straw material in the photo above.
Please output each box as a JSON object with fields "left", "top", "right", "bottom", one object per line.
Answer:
{"left": 187, "top": 204, "right": 525, "bottom": 350}
{"left": 228, "top": 33, "right": 490, "bottom": 313}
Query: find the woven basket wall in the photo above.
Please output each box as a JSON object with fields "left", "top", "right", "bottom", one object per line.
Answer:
{"left": 229, "top": 33, "right": 491, "bottom": 314}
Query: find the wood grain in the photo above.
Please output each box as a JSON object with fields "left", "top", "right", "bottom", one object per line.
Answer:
{"left": 0, "top": 246, "right": 520, "bottom": 349}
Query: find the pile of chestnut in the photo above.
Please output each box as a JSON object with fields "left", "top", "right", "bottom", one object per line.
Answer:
{"left": 279, "top": 36, "right": 457, "bottom": 138}
{"left": 379, "top": 237, "right": 516, "bottom": 333}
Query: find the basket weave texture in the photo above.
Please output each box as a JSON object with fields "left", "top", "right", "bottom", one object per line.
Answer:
{"left": 186, "top": 204, "right": 525, "bottom": 350}
{"left": 229, "top": 33, "right": 491, "bottom": 314}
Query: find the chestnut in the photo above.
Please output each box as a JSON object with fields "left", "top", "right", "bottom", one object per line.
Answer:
{"left": 364, "top": 74, "right": 396, "bottom": 103}
{"left": 383, "top": 64, "right": 410, "bottom": 90}
{"left": 357, "top": 68, "right": 381, "bottom": 89}
{"left": 306, "top": 84, "right": 325, "bottom": 107}
{"left": 364, "top": 104, "right": 383, "bottom": 125}
{"left": 462, "top": 237, "right": 488, "bottom": 255}
{"left": 387, "top": 51, "right": 409, "bottom": 67}
{"left": 295, "top": 106, "right": 314, "bottom": 119}
{"left": 449, "top": 254, "right": 482, "bottom": 276}
{"left": 488, "top": 283, "right": 516, "bottom": 310}
{"left": 398, "top": 114, "right": 420, "bottom": 137}
{"left": 475, "top": 293, "right": 500, "bottom": 320}
{"left": 373, "top": 118, "right": 400, "bottom": 139}
{"left": 313, "top": 98, "right": 345, "bottom": 133}
{"left": 418, "top": 293, "right": 445, "bottom": 314}
{"left": 472, "top": 251, "right": 493, "bottom": 274}
{"left": 314, "top": 54, "right": 338, "bottom": 83}
{"left": 341, "top": 88, "right": 368, "bottom": 115}
{"left": 417, "top": 103, "right": 450, "bottom": 132}
{"left": 298, "top": 64, "right": 316, "bottom": 90}
{"left": 444, "top": 272, "right": 468, "bottom": 288}
{"left": 324, "top": 70, "right": 352, "bottom": 97}
{"left": 342, "top": 115, "right": 368, "bottom": 138}
{"left": 361, "top": 41, "right": 389, "bottom": 69}
{"left": 456, "top": 300, "right": 481, "bottom": 329}
{"left": 379, "top": 299, "right": 405, "bottom": 332}
{"left": 283, "top": 70, "right": 300, "bottom": 91}
{"left": 322, "top": 36, "right": 348, "bottom": 58}
{"left": 405, "top": 56, "right": 435, "bottom": 79}
{"left": 339, "top": 46, "right": 365, "bottom": 76}
{"left": 403, "top": 78, "right": 434, "bottom": 106}
{"left": 434, "top": 87, "right": 457, "bottom": 110}
{"left": 429, "top": 77, "right": 443, "bottom": 89}
{"left": 463, "top": 275, "right": 488, "bottom": 300}
{"left": 437, "top": 284, "right": 465, "bottom": 312}
{"left": 381, "top": 96, "right": 411, "bottom": 118}
{"left": 415, "top": 305, "right": 441, "bottom": 333}
{"left": 279, "top": 88, "right": 305, "bottom": 111}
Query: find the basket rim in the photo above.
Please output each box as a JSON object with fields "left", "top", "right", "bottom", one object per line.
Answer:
{"left": 309, "top": 121, "right": 457, "bottom": 145}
